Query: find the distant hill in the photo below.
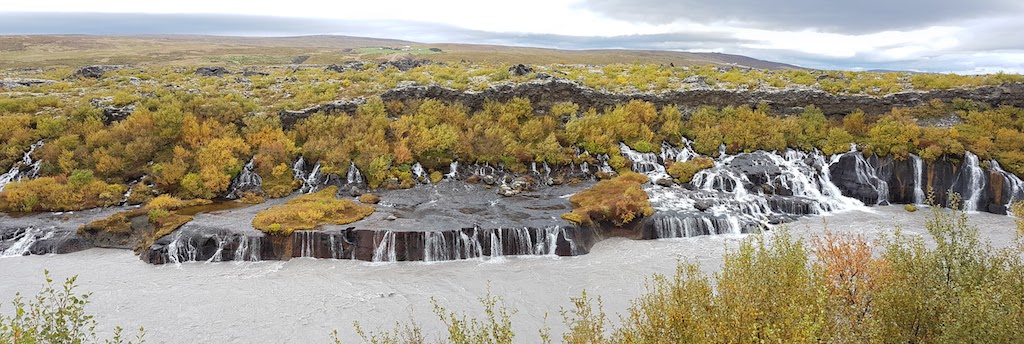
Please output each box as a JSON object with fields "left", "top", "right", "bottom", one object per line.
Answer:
{"left": 0, "top": 34, "right": 802, "bottom": 69}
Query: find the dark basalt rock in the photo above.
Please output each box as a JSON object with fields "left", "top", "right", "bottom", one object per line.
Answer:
{"left": 381, "top": 79, "right": 1024, "bottom": 116}
{"left": 74, "top": 65, "right": 110, "bottom": 78}
{"left": 509, "top": 64, "right": 533, "bottom": 76}
{"left": 242, "top": 67, "right": 269, "bottom": 77}
{"left": 102, "top": 104, "right": 135, "bottom": 124}
{"left": 379, "top": 59, "right": 438, "bottom": 72}
{"left": 325, "top": 61, "right": 365, "bottom": 73}
{"left": 278, "top": 98, "right": 366, "bottom": 128}
{"left": 195, "top": 67, "right": 229, "bottom": 77}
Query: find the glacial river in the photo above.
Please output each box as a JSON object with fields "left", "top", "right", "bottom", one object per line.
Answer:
{"left": 0, "top": 206, "right": 1018, "bottom": 343}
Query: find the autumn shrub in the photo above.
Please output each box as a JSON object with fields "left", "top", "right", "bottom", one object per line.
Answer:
{"left": 666, "top": 157, "right": 714, "bottom": 184}
{"left": 253, "top": 186, "right": 374, "bottom": 235}
{"left": 562, "top": 172, "right": 653, "bottom": 226}
{"left": 0, "top": 176, "right": 126, "bottom": 212}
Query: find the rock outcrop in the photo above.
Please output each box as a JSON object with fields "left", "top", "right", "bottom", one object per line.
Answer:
{"left": 381, "top": 78, "right": 1024, "bottom": 116}
{"left": 195, "top": 67, "right": 229, "bottom": 77}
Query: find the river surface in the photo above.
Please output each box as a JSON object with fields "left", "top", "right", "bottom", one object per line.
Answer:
{"left": 0, "top": 206, "right": 1018, "bottom": 343}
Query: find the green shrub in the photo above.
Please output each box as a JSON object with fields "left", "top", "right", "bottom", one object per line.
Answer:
{"left": 667, "top": 157, "right": 714, "bottom": 184}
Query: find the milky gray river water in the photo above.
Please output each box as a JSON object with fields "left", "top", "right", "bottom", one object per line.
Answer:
{"left": 0, "top": 207, "right": 1018, "bottom": 343}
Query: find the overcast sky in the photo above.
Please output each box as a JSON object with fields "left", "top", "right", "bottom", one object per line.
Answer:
{"left": 4, "top": 0, "right": 1024, "bottom": 73}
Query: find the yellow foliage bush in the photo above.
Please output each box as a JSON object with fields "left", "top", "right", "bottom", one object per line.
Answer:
{"left": 253, "top": 186, "right": 375, "bottom": 235}
{"left": 562, "top": 172, "right": 653, "bottom": 226}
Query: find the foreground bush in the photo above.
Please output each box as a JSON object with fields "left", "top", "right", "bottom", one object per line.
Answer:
{"left": 355, "top": 202, "right": 1024, "bottom": 343}
{"left": 561, "top": 172, "right": 653, "bottom": 226}
{"left": 0, "top": 271, "right": 144, "bottom": 343}
{"left": 253, "top": 186, "right": 375, "bottom": 235}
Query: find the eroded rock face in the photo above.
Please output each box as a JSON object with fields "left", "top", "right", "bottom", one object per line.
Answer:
{"left": 74, "top": 65, "right": 110, "bottom": 78}
{"left": 381, "top": 79, "right": 1024, "bottom": 116}
{"left": 278, "top": 98, "right": 366, "bottom": 128}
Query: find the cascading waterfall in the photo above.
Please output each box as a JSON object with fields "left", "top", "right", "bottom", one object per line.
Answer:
{"left": 166, "top": 231, "right": 199, "bottom": 264}
{"left": 489, "top": 229, "right": 503, "bottom": 257}
{"left": 0, "top": 140, "right": 44, "bottom": 192}
{"left": 636, "top": 141, "right": 863, "bottom": 239}
{"left": 912, "top": 155, "right": 926, "bottom": 204}
{"left": 2, "top": 227, "right": 41, "bottom": 257}
{"left": 845, "top": 152, "right": 889, "bottom": 205}
{"left": 371, "top": 231, "right": 397, "bottom": 263}
{"left": 227, "top": 158, "right": 263, "bottom": 198}
{"left": 962, "top": 152, "right": 985, "bottom": 211}
{"left": 292, "top": 157, "right": 307, "bottom": 183}
{"left": 411, "top": 162, "right": 428, "bottom": 183}
{"left": 347, "top": 161, "right": 363, "bottom": 184}
{"left": 445, "top": 161, "right": 458, "bottom": 180}
{"left": 301, "top": 162, "right": 323, "bottom": 193}
{"left": 990, "top": 160, "right": 1024, "bottom": 207}
{"left": 234, "top": 236, "right": 262, "bottom": 262}
{"left": 297, "top": 231, "right": 316, "bottom": 257}
{"left": 120, "top": 176, "right": 147, "bottom": 205}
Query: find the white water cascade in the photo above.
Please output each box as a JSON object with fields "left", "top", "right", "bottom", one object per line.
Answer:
{"left": 411, "top": 162, "right": 428, "bottom": 184}
{"left": 234, "top": 236, "right": 262, "bottom": 262}
{"left": 1, "top": 227, "right": 50, "bottom": 257}
{"left": 962, "top": 152, "right": 985, "bottom": 211}
{"left": 346, "top": 161, "right": 363, "bottom": 185}
{"left": 227, "top": 158, "right": 263, "bottom": 198}
{"left": 371, "top": 231, "right": 397, "bottom": 263}
{"left": 629, "top": 141, "right": 863, "bottom": 239}
{"left": 990, "top": 160, "right": 1024, "bottom": 208}
{"left": 445, "top": 161, "right": 458, "bottom": 180}
{"left": 843, "top": 152, "right": 889, "bottom": 205}
{"left": 912, "top": 155, "right": 926, "bottom": 205}
{"left": 0, "top": 140, "right": 44, "bottom": 192}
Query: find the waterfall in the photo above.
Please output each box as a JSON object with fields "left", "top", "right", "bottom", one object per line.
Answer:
{"left": 292, "top": 157, "right": 307, "bottom": 183}
{"left": 299, "top": 161, "right": 323, "bottom": 193}
{"left": 423, "top": 232, "right": 449, "bottom": 262}
{"left": 962, "top": 152, "right": 985, "bottom": 211}
{"left": 371, "top": 231, "right": 396, "bottom": 263}
{"left": 445, "top": 161, "right": 458, "bottom": 180}
{"left": 346, "top": 161, "right": 363, "bottom": 184}
{"left": 489, "top": 229, "right": 503, "bottom": 257}
{"left": 619, "top": 143, "right": 667, "bottom": 180}
{"left": 540, "top": 226, "right": 560, "bottom": 255}
{"left": 411, "top": 162, "right": 428, "bottom": 184}
{"left": 0, "top": 140, "right": 44, "bottom": 192}
{"left": 847, "top": 153, "right": 889, "bottom": 205}
{"left": 120, "top": 176, "right": 147, "bottom": 205}
{"left": 912, "top": 155, "right": 926, "bottom": 204}
{"left": 990, "top": 160, "right": 1024, "bottom": 206}
{"left": 234, "top": 236, "right": 261, "bottom": 262}
{"left": 206, "top": 235, "right": 227, "bottom": 263}
{"left": 636, "top": 141, "right": 863, "bottom": 240}
{"left": 227, "top": 158, "right": 263, "bottom": 198}
{"left": 2, "top": 227, "right": 40, "bottom": 257}
{"left": 297, "top": 231, "right": 316, "bottom": 257}
{"left": 560, "top": 227, "right": 580, "bottom": 255}
{"left": 166, "top": 231, "right": 199, "bottom": 264}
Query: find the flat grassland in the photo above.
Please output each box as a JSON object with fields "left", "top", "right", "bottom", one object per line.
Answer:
{"left": 0, "top": 34, "right": 800, "bottom": 69}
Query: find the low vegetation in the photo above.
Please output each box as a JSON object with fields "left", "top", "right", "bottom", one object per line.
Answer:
{"left": 561, "top": 172, "right": 653, "bottom": 226}
{"left": 252, "top": 186, "right": 374, "bottom": 235}
{"left": 353, "top": 201, "right": 1024, "bottom": 343}
{"left": 666, "top": 157, "right": 714, "bottom": 184}
{"left": 1, "top": 60, "right": 1024, "bottom": 212}
{"left": 78, "top": 195, "right": 213, "bottom": 250}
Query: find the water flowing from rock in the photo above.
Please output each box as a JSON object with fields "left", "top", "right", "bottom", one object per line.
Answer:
{"left": 912, "top": 155, "right": 926, "bottom": 204}
{"left": 227, "top": 158, "right": 263, "bottom": 198}
{"left": 372, "top": 231, "right": 397, "bottom": 263}
{"left": 412, "top": 162, "right": 428, "bottom": 184}
{"left": 346, "top": 161, "right": 363, "bottom": 185}
{"left": 0, "top": 140, "right": 44, "bottom": 192}
{"left": 962, "top": 152, "right": 985, "bottom": 211}
{"left": 445, "top": 161, "right": 458, "bottom": 180}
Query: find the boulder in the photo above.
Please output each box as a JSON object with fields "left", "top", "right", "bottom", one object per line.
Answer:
{"left": 195, "top": 67, "right": 229, "bottom": 77}
{"left": 655, "top": 178, "right": 675, "bottom": 187}
{"left": 74, "top": 65, "right": 109, "bottom": 78}
{"left": 509, "top": 64, "right": 534, "bottom": 76}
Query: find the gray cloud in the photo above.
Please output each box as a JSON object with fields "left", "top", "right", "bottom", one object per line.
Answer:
{"left": 580, "top": 0, "right": 1022, "bottom": 34}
